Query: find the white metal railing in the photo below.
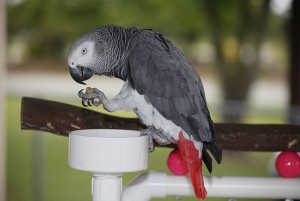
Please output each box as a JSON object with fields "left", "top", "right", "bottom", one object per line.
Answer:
{"left": 123, "top": 172, "right": 300, "bottom": 201}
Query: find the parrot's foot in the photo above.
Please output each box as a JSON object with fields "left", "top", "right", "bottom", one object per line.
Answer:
{"left": 140, "top": 129, "right": 155, "bottom": 152}
{"left": 150, "top": 127, "right": 176, "bottom": 145}
{"left": 141, "top": 127, "right": 175, "bottom": 152}
{"left": 78, "top": 87, "right": 106, "bottom": 107}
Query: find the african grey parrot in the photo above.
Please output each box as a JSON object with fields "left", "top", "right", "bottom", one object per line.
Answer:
{"left": 68, "top": 25, "right": 222, "bottom": 199}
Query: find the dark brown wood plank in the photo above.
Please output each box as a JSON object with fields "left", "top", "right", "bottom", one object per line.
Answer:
{"left": 21, "top": 97, "right": 300, "bottom": 151}
{"left": 21, "top": 97, "right": 145, "bottom": 134}
{"left": 215, "top": 123, "right": 300, "bottom": 151}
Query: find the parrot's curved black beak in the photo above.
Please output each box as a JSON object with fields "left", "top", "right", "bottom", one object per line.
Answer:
{"left": 69, "top": 66, "right": 94, "bottom": 85}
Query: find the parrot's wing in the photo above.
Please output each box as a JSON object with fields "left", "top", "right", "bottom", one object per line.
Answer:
{"left": 128, "top": 30, "right": 222, "bottom": 166}
{"left": 129, "top": 29, "right": 213, "bottom": 142}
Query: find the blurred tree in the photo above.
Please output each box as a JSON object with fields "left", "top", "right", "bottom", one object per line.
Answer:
{"left": 7, "top": 0, "right": 287, "bottom": 122}
{"left": 8, "top": 0, "right": 107, "bottom": 57}
{"left": 203, "top": 0, "right": 271, "bottom": 122}
{"left": 7, "top": 0, "right": 207, "bottom": 58}
{"left": 289, "top": 0, "right": 300, "bottom": 123}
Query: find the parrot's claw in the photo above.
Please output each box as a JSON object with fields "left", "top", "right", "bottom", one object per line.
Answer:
{"left": 87, "top": 99, "right": 93, "bottom": 107}
{"left": 81, "top": 99, "right": 93, "bottom": 107}
{"left": 81, "top": 99, "right": 87, "bottom": 107}
{"left": 148, "top": 136, "right": 155, "bottom": 152}
{"left": 78, "top": 87, "right": 105, "bottom": 108}
{"left": 78, "top": 89, "right": 86, "bottom": 99}
{"left": 140, "top": 129, "right": 155, "bottom": 152}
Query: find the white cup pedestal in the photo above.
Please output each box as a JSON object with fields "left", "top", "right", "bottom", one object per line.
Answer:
{"left": 68, "top": 129, "right": 149, "bottom": 201}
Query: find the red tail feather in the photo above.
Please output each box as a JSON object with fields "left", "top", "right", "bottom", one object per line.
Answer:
{"left": 177, "top": 131, "right": 207, "bottom": 199}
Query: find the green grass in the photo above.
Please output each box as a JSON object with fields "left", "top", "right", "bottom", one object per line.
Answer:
{"left": 6, "top": 96, "right": 275, "bottom": 201}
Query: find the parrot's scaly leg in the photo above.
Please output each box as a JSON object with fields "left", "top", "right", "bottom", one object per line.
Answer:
{"left": 140, "top": 129, "right": 155, "bottom": 152}
{"left": 148, "top": 126, "right": 176, "bottom": 145}
{"left": 141, "top": 127, "right": 176, "bottom": 152}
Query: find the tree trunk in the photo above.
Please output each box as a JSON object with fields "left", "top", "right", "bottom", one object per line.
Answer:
{"left": 203, "top": 0, "right": 270, "bottom": 122}
{"left": 289, "top": 0, "right": 300, "bottom": 123}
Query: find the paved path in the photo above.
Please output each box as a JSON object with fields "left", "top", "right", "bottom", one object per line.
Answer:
{"left": 7, "top": 72, "right": 288, "bottom": 109}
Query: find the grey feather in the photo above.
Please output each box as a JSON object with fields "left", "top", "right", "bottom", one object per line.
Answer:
{"left": 128, "top": 29, "right": 214, "bottom": 142}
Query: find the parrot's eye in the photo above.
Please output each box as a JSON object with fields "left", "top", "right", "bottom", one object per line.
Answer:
{"left": 81, "top": 48, "right": 87, "bottom": 54}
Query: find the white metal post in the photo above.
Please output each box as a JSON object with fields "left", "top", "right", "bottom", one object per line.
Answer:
{"left": 92, "top": 174, "right": 122, "bottom": 201}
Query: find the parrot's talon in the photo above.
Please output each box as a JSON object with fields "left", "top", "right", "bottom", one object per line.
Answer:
{"left": 140, "top": 129, "right": 155, "bottom": 152}
{"left": 81, "top": 100, "right": 87, "bottom": 107}
{"left": 147, "top": 133, "right": 155, "bottom": 152}
{"left": 149, "top": 140, "right": 155, "bottom": 152}
{"left": 87, "top": 99, "right": 93, "bottom": 106}
{"left": 78, "top": 89, "right": 85, "bottom": 98}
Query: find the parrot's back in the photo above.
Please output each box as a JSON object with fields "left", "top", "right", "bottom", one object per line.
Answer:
{"left": 126, "top": 28, "right": 222, "bottom": 199}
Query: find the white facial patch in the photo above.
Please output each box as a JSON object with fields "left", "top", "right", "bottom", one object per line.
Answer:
{"left": 68, "top": 41, "right": 96, "bottom": 68}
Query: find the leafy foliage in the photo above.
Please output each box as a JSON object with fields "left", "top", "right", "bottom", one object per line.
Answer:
{"left": 8, "top": 0, "right": 208, "bottom": 57}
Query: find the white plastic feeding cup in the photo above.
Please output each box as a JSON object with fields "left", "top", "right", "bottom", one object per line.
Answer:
{"left": 68, "top": 129, "right": 149, "bottom": 201}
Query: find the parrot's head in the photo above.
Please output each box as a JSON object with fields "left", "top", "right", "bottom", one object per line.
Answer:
{"left": 68, "top": 26, "right": 123, "bottom": 85}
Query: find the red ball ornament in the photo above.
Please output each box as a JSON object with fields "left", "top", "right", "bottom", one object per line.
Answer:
{"left": 275, "top": 151, "right": 300, "bottom": 178}
{"left": 167, "top": 149, "right": 188, "bottom": 175}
